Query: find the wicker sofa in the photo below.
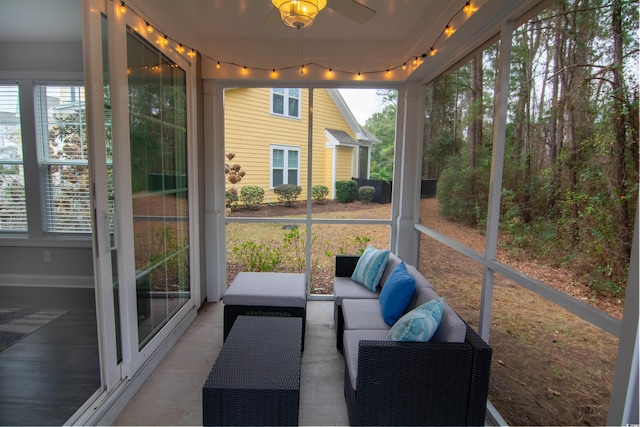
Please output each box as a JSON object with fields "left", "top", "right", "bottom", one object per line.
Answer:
{"left": 334, "top": 253, "right": 492, "bottom": 426}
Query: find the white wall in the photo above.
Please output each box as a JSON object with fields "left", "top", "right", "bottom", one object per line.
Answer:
{"left": 0, "top": 40, "right": 92, "bottom": 287}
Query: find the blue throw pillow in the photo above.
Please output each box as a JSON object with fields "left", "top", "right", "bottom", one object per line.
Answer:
{"left": 351, "top": 245, "right": 390, "bottom": 291}
{"left": 378, "top": 262, "right": 416, "bottom": 325}
{"left": 386, "top": 298, "right": 444, "bottom": 342}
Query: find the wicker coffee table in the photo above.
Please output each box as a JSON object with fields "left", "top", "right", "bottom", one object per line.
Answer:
{"left": 202, "top": 316, "right": 302, "bottom": 426}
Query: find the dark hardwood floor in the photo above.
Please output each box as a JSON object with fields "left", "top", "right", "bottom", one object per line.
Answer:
{"left": 0, "top": 286, "right": 101, "bottom": 426}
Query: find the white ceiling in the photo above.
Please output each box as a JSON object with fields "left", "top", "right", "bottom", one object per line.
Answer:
{"left": 0, "top": 0, "right": 544, "bottom": 83}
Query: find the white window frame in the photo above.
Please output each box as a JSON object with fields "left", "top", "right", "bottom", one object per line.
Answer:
{"left": 35, "top": 83, "right": 91, "bottom": 233}
{"left": 270, "top": 88, "right": 300, "bottom": 119}
{"left": 270, "top": 145, "right": 300, "bottom": 188}
{"left": 0, "top": 84, "right": 27, "bottom": 232}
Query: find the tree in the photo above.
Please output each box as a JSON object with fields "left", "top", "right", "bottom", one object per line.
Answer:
{"left": 365, "top": 90, "right": 397, "bottom": 181}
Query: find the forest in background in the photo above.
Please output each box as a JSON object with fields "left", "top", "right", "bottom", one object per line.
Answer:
{"left": 367, "top": 0, "right": 638, "bottom": 299}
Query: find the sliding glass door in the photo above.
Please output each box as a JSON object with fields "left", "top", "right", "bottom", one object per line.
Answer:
{"left": 126, "top": 30, "right": 190, "bottom": 348}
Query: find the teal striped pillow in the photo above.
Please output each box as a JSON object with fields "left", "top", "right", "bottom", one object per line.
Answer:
{"left": 351, "top": 245, "right": 390, "bottom": 291}
{"left": 386, "top": 298, "right": 444, "bottom": 342}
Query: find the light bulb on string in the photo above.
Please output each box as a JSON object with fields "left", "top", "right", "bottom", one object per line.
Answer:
{"left": 115, "top": 0, "right": 481, "bottom": 81}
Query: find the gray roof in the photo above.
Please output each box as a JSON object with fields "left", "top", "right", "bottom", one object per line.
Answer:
{"left": 326, "top": 129, "right": 357, "bottom": 145}
{"left": 360, "top": 128, "right": 380, "bottom": 144}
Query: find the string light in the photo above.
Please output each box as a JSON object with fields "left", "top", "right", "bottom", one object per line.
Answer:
{"left": 425, "top": 2, "right": 475, "bottom": 60}
{"left": 118, "top": 0, "right": 477, "bottom": 79}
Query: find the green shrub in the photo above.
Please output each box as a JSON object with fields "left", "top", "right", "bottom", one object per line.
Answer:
{"left": 336, "top": 180, "right": 357, "bottom": 203}
{"left": 436, "top": 155, "right": 489, "bottom": 227}
{"left": 273, "top": 184, "right": 302, "bottom": 207}
{"left": 225, "top": 187, "right": 239, "bottom": 211}
{"left": 239, "top": 185, "right": 264, "bottom": 210}
{"left": 232, "top": 241, "right": 281, "bottom": 272}
{"left": 358, "top": 186, "right": 375, "bottom": 204}
{"left": 311, "top": 185, "right": 329, "bottom": 203}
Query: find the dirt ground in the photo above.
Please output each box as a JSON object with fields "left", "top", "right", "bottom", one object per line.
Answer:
{"left": 228, "top": 198, "right": 622, "bottom": 426}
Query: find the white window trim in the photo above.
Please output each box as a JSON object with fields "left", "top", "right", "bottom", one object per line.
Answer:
{"left": 270, "top": 88, "right": 300, "bottom": 119}
{"left": 0, "top": 76, "right": 93, "bottom": 241}
{"left": 35, "top": 83, "right": 91, "bottom": 234}
{"left": 270, "top": 144, "right": 300, "bottom": 189}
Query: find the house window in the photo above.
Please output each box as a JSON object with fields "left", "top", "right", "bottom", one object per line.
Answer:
{"left": 35, "top": 85, "right": 91, "bottom": 233}
{"left": 271, "top": 146, "right": 299, "bottom": 187}
{"left": 271, "top": 88, "right": 300, "bottom": 118}
{"left": 0, "top": 85, "right": 26, "bottom": 231}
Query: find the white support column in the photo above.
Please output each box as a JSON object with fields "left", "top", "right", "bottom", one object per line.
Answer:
{"left": 394, "top": 81, "right": 424, "bottom": 265}
{"left": 479, "top": 20, "right": 514, "bottom": 342}
{"left": 186, "top": 54, "right": 202, "bottom": 308}
{"left": 607, "top": 208, "right": 639, "bottom": 425}
{"left": 305, "top": 89, "right": 314, "bottom": 293}
{"left": 204, "top": 80, "right": 226, "bottom": 302}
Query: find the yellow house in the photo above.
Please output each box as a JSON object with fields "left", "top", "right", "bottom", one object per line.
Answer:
{"left": 223, "top": 88, "right": 379, "bottom": 202}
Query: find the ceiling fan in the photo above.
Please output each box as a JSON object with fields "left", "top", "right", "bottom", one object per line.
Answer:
{"left": 266, "top": 0, "right": 376, "bottom": 29}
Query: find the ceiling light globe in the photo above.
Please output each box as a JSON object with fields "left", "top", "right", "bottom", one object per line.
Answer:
{"left": 272, "top": 0, "right": 327, "bottom": 28}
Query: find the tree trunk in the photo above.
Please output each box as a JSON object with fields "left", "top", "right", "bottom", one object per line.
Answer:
{"left": 547, "top": 6, "right": 564, "bottom": 218}
{"left": 470, "top": 54, "right": 483, "bottom": 169}
{"left": 610, "top": 0, "right": 632, "bottom": 262}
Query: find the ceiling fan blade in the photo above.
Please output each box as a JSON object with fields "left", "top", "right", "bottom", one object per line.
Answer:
{"left": 264, "top": 6, "right": 283, "bottom": 26}
{"left": 327, "top": 0, "right": 376, "bottom": 24}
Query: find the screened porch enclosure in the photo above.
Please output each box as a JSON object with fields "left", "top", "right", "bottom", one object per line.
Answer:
{"left": 0, "top": 0, "right": 637, "bottom": 425}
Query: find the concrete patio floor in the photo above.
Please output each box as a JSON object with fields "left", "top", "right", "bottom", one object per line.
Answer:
{"left": 114, "top": 300, "right": 348, "bottom": 426}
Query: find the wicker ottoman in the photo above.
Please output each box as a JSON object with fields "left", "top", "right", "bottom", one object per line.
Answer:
{"left": 223, "top": 272, "right": 306, "bottom": 349}
{"left": 203, "top": 316, "right": 302, "bottom": 426}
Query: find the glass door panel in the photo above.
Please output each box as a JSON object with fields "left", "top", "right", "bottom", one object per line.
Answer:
{"left": 126, "top": 29, "right": 189, "bottom": 349}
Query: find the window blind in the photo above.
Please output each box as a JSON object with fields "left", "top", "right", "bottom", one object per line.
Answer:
{"left": 0, "top": 85, "right": 27, "bottom": 231}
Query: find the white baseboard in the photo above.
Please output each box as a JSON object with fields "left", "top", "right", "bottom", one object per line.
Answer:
{"left": 0, "top": 274, "right": 94, "bottom": 288}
